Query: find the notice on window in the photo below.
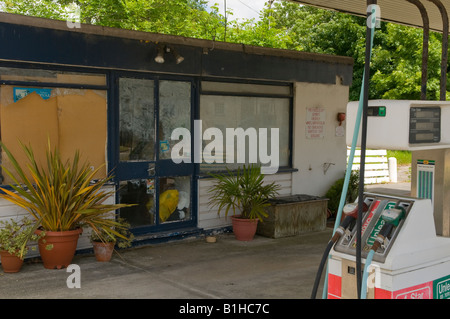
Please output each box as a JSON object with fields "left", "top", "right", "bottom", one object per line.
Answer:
{"left": 306, "top": 107, "right": 325, "bottom": 139}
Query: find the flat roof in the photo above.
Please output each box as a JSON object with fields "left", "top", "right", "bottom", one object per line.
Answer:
{"left": 290, "top": 0, "right": 450, "bottom": 33}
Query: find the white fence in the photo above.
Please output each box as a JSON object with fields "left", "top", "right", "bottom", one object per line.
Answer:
{"left": 347, "top": 148, "right": 395, "bottom": 184}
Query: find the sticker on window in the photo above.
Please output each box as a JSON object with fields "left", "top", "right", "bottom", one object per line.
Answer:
{"left": 14, "top": 87, "right": 52, "bottom": 102}
{"left": 160, "top": 140, "right": 170, "bottom": 153}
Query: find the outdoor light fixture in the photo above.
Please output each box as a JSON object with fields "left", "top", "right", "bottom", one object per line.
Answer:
{"left": 155, "top": 44, "right": 165, "bottom": 64}
{"left": 154, "top": 44, "right": 184, "bottom": 64}
{"left": 172, "top": 48, "right": 184, "bottom": 64}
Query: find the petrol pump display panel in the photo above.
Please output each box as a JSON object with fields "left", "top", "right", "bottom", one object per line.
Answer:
{"left": 334, "top": 194, "right": 414, "bottom": 263}
{"left": 409, "top": 107, "right": 441, "bottom": 144}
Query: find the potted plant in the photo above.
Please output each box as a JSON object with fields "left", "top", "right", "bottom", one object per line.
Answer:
{"left": 208, "top": 164, "right": 280, "bottom": 241}
{"left": 0, "top": 216, "right": 44, "bottom": 273}
{"left": 0, "top": 141, "right": 132, "bottom": 269}
{"left": 90, "top": 217, "right": 134, "bottom": 262}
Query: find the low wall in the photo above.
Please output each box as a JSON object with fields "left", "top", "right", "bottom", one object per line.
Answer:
{"left": 257, "top": 194, "right": 328, "bottom": 238}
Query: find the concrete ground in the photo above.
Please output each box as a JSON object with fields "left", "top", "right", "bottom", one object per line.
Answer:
{"left": 0, "top": 171, "right": 411, "bottom": 306}
{"left": 0, "top": 229, "right": 332, "bottom": 300}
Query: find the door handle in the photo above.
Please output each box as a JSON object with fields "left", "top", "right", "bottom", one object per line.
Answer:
{"left": 147, "top": 163, "right": 155, "bottom": 176}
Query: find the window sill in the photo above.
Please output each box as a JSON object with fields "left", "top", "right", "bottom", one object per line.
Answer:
{"left": 196, "top": 167, "right": 298, "bottom": 179}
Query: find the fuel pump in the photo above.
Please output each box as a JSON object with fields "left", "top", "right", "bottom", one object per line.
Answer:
{"left": 339, "top": 98, "right": 450, "bottom": 299}
{"left": 328, "top": 192, "right": 450, "bottom": 299}
{"left": 310, "top": 197, "right": 373, "bottom": 299}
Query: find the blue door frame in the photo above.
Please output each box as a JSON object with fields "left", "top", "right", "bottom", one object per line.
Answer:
{"left": 108, "top": 71, "right": 198, "bottom": 236}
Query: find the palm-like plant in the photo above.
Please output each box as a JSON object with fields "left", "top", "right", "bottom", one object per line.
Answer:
{"left": 0, "top": 141, "right": 132, "bottom": 257}
{"left": 208, "top": 164, "right": 280, "bottom": 222}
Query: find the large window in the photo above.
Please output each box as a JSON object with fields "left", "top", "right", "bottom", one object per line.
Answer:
{"left": 199, "top": 81, "right": 292, "bottom": 173}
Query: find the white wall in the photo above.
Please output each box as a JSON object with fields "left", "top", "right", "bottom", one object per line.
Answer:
{"left": 198, "top": 79, "right": 351, "bottom": 230}
{"left": 291, "top": 80, "right": 350, "bottom": 196}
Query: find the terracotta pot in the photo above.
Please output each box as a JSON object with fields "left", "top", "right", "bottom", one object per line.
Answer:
{"left": 35, "top": 228, "right": 82, "bottom": 269}
{"left": 0, "top": 250, "right": 24, "bottom": 273}
{"left": 231, "top": 215, "right": 259, "bottom": 241}
{"left": 92, "top": 241, "right": 115, "bottom": 262}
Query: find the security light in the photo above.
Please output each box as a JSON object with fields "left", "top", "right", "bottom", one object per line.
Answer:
{"left": 173, "top": 49, "right": 184, "bottom": 64}
{"left": 155, "top": 45, "right": 165, "bottom": 64}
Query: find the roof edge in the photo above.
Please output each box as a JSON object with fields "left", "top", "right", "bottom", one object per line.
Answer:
{"left": 0, "top": 12, "right": 354, "bottom": 66}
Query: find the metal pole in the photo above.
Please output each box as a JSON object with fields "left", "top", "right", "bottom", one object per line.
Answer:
{"left": 224, "top": 0, "right": 227, "bottom": 42}
{"left": 407, "top": 0, "right": 430, "bottom": 100}
{"left": 357, "top": 0, "right": 377, "bottom": 299}
{"left": 428, "top": 0, "right": 448, "bottom": 101}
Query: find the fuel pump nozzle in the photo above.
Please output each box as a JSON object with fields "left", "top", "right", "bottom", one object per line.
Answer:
{"left": 371, "top": 206, "right": 405, "bottom": 252}
{"left": 311, "top": 198, "right": 371, "bottom": 299}
{"left": 331, "top": 200, "right": 370, "bottom": 243}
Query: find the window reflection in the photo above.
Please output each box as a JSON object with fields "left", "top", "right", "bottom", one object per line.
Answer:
{"left": 119, "top": 78, "right": 155, "bottom": 162}
{"left": 159, "top": 80, "right": 191, "bottom": 160}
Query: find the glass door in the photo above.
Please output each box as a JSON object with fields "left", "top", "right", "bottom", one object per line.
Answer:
{"left": 113, "top": 75, "right": 196, "bottom": 235}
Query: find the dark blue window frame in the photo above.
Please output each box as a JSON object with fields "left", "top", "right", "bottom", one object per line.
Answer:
{"left": 108, "top": 71, "right": 198, "bottom": 236}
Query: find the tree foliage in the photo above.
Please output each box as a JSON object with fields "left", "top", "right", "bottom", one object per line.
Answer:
{"left": 1, "top": 0, "right": 447, "bottom": 100}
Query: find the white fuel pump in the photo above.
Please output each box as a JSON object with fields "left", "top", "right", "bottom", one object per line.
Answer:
{"left": 331, "top": 99, "right": 450, "bottom": 299}
{"left": 328, "top": 193, "right": 450, "bottom": 299}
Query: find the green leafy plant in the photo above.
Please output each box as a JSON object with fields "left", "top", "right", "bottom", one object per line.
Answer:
{"left": 0, "top": 140, "right": 133, "bottom": 256}
{"left": 207, "top": 164, "right": 280, "bottom": 221}
{"left": 90, "top": 217, "right": 134, "bottom": 249}
{"left": 0, "top": 216, "right": 44, "bottom": 258}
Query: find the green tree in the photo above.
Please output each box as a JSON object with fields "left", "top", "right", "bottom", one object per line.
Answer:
{"left": 1, "top": 0, "right": 447, "bottom": 100}
{"left": 263, "top": 3, "right": 369, "bottom": 100}
{"left": 256, "top": 1, "right": 446, "bottom": 101}
{"left": 371, "top": 23, "right": 443, "bottom": 100}
{"left": 1, "top": 0, "right": 223, "bottom": 39}
{"left": 2, "top": 0, "right": 73, "bottom": 20}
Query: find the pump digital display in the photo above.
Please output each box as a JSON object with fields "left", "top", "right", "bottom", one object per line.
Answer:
{"left": 368, "top": 106, "right": 386, "bottom": 117}
{"left": 409, "top": 107, "right": 441, "bottom": 144}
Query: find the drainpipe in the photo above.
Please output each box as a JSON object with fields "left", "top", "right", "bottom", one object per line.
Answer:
{"left": 407, "top": 0, "right": 430, "bottom": 100}
{"left": 428, "top": 0, "right": 448, "bottom": 101}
